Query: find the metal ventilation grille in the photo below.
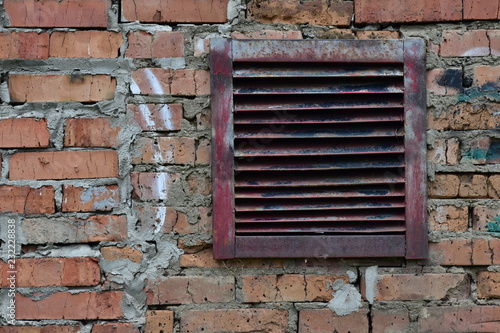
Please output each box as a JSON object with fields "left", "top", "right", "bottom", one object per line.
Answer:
{"left": 232, "top": 62, "right": 406, "bottom": 236}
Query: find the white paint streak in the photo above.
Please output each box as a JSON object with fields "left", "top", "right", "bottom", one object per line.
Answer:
{"left": 139, "top": 104, "right": 156, "bottom": 129}
{"left": 158, "top": 104, "right": 173, "bottom": 129}
{"left": 460, "top": 47, "right": 490, "bottom": 57}
{"left": 154, "top": 207, "right": 167, "bottom": 234}
{"left": 364, "top": 266, "right": 378, "bottom": 304}
{"left": 154, "top": 173, "right": 169, "bottom": 200}
{"left": 144, "top": 68, "right": 164, "bottom": 94}
{"left": 130, "top": 77, "right": 141, "bottom": 94}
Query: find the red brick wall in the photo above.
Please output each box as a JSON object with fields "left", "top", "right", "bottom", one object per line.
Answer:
{"left": 1, "top": 0, "right": 500, "bottom": 332}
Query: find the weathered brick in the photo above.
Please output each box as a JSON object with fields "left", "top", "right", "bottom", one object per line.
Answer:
{"left": 4, "top": 0, "right": 110, "bottom": 27}
{"left": 91, "top": 323, "right": 139, "bottom": 333}
{"left": 126, "top": 31, "right": 184, "bottom": 58}
{"left": 180, "top": 309, "right": 288, "bottom": 333}
{"left": 65, "top": 118, "right": 120, "bottom": 147}
{"left": 0, "top": 118, "right": 50, "bottom": 148}
{"left": 428, "top": 138, "right": 460, "bottom": 166}
{"left": 305, "top": 275, "right": 349, "bottom": 302}
{"left": 145, "top": 311, "right": 173, "bottom": 333}
{"left": 21, "top": 215, "right": 127, "bottom": 244}
{"left": 0, "top": 185, "right": 55, "bottom": 214}
{"left": 464, "top": 0, "right": 500, "bottom": 20}
{"left": 62, "top": 185, "right": 119, "bottom": 212}
{"left": 9, "top": 74, "right": 116, "bottom": 103}
{"left": 355, "top": 0, "right": 462, "bottom": 24}
{"left": 179, "top": 248, "right": 284, "bottom": 269}
{"left": 418, "top": 306, "right": 500, "bottom": 332}
{"left": 459, "top": 174, "right": 488, "bottom": 198}
{"left": 186, "top": 172, "right": 212, "bottom": 196}
{"left": 129, "top": 104, "right": 182, "bottom": 132}
{"left": 468, "top": 137, "right": 500, "bottom": 165}
{"left": 298, "top": 309, "right": 369, "bottom": 333}
{"left": 430, "top": 239, "right": 500, "bottom": 266}
{"left": 130, "top": 172, "right": 181, "bottom": 201}
{"left": 10, "top": 151, "right": 118, "bottom": 180}
{"left": 489, "top": 30, "right": 500, "bottom": 56}
{"left": 231, "top": 30, "right": 303, "bottom": 39}
{"left": 440, "top": 30, "right": 490, "bottom": 57}
{"left": 372, "top": 308, "right": 410, "bottom": 333}
{"left": 429, "top": 205, "right": 469, "bottom": 231}
{"left": 428, "top": 174, "right": 460, "bottom": 198}
{"left": 146, "top": 276, "right": 234, "bottom": 305}
{"left": 447, "top": 138, "right": 461, "bottom": 165}
{"left": 50, "top": 32, "right": 122, "bottom": 58}
{"left": 315, "top": 29, "right": 356, "bottom": 39}
{"left": 134, "top": 206, "right": 179, "bottom": 236}
{"left": 101, "top": 246, "right": 142, "bottom": 264}
{"left": 248, "top": 0, "right": 353, "bottom": 26}
{"left": 131, "top": 68, "right": 170, "bottom": 95}
{"left": 196, "top": 139, "right": 211, "bottom": 165}
{"left": 121, "top": 0, "right": 229, "bottom": 23}
{"left": 474, "top": 66, "right": 500, "bottom": 91}
{"left": 170, "top": 69, "right": 208, "bottom": 96}
{"left": 0, "top": 32, "right": 49, "bottom": 59}
{"left": 16, "top": 291, "right": 123, "bottom": 320}
{"left": 355, "top": 31, "right": 400, "bottom": 39}
{"left": 132, "top": 137, "right": 194, "bottom": 165}
{"left": 473, "top": 206, "right": 500, "bottom": 231}
{"left": 0, "top": 326, "right": 80, "bottom": 333}
{"left": 428, "top": 103, "right": 500, "bottom": 130}
{"left": 478, "top": 272, "right": 500, "bottom": 299}
{"left": 426, "top": 68, "right": 462, "bottom": 95}
{"left": 0, "top": 257, "right": 99, "bottom": 287}
{"left": 173, "top": 206, "right": 211, "bottom": 235}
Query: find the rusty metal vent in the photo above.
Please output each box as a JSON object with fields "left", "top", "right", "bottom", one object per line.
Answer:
{"left": 211, "top": 39, "right": 427, "bottom": 259}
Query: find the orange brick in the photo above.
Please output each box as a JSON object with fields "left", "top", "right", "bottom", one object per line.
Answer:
{"left": 64, "top": 118, "right": 120, "bottom": 147}
{"left": 9, "top": 74, "right": 116, "bottom": 103}
{"left": 440, "top": 30, "right": 490, "bottom": 57}
{"left": 133, "top": 137, "right": 196, "bottom": 165}
{"left": 473, "top": 206, "right": 500, "bottom": 231}
{"left": 0, "top": 32, "right": 49, "bottom": 59}
{"left": 429, "top": 205, "right": 469, "bottom": 231}
{"left": 130, "top": 172, "right": 181, "bottom": 201}
{"left": 474, "top": 66, "right": 500, "bottom": 90}
{"left": 0, "top": 185, "right": 55, "bottom": 214}
{"left": 418, "top": 306, "right": 500, "bottom": 332}
{"left": 125, "top": 31, "right": 153, "bottom": 58}
{"left": 428, "top": 103, "right": 500, "bottom": 130}
{"left": 152, "top": 31, "right": 184, "bottom": 58}
{"left": 179, "top": 248, "right": 284, "bottom": 269}
{"left": 428, "top": 174, "right": 460, "bottom": 198}
{"left": 428, "top": 240, "right": 473, "bottom": 266}
{"left": 50, "top": 31, "right": 122, "bottom": 58}
{"left": 129, "top": 104, "right": 182, "bottom": 131}
{"left": 305, "top": 275, "right": 349, "bottom": 301}
{"left": 489, "top": 30, "right": 500, "bottom": 56}
{"left": 489, "top": 175, "right": 500, "bottom": 198}
{"left": 459, "top": 174, "right": 488, "bottom": 198}
{"left": 355, "top": 31, "right": 400, "bottom": 39}
{"left": 195, "top": 139, "right": 211, "bottom": 164}
{"left": 62, "top": 185, "right": 119, "bottom": 212}
{"left": 298, "top": 309, "right": 369, "bottom": 333}
{"left": 145, "top": 311, "right": 173, "bottom": 333}
{"left": 4, "top": 0, "right": 110, "bottom": 27}
{"left": 16, "top": 292, "right": 123, "bottom": 320}
{"left": 0, "top": 118, "right": 50, "bottom": 148}
{"left": 91, "top": 323, "right": 139, "bottom": 333}
{"left": 477, "top": 272, "right": 500, "bottom": 299}
{"left": 372, "top": 308, "right": 410, "bottom": 333}
{"left": 464, "top": 0, "right": 500, "bottom": 19}
{"left": 101, "top": 246, "right": 142, "bottom": 264}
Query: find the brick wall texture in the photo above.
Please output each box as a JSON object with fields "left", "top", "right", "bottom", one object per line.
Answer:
{"left": 0, "top": 0, "right": 500, "bottom": 332}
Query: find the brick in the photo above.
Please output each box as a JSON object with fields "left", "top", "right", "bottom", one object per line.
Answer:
{"left": 355, "top": 0, "right": 462, "bottom": 24}
{"left": 478, "top": 272, "right": 500, "bottom": 299}
{"left": 179, "top": 248, "right": 284, "bottom": 268}
{"left": 489, "top": 30, "right": 500, "bottom": 56}
{"left": 129, "top": 104, "right": 182, "bottom": 131}
{"left": 248, "top": 0, "right": 353, "bottom": 26}
{"left": 231, "top": 30, "right": 303, "bottom": 39}
{"left": 134, "top": 206, "right": 179, "bottom": 235}
{"left": 133, "top": 137, "right": 195, "bottom": 165}
{"left": 145, "top": 311, "right": 173, "bottom": 333}
{"left": 21, "top": 215, "right": 127, "bottom": 244}
{"left": 474, "top": 66, "right": 500, "bottom": 91}
{"left": 305, "top": 275, "right": 349, "bottom": 301}
{"left": 9, "top": 74, "right": 116, "bottom": 103}
{"left": 125, "top": 31, "right": 153, "bottom": 58}
{"left": 372, "top": 308, "right": 410, "bottom": 333}
{"left": 131, "top": 68, "right": 171, "bottom": 95}
{"left": 355, "top": 31, "right": 400, "bottom": 39}
{"left": 418, "top": 306, "right": 500, "bottom": 332}
{"left": 146, "top": 276, "right": 234, "bottom": 305}
{"left": 370, "top": 274, "right": 469, "bottom": 301}
{"left": 459, "top": 174, "right": 488, "bottom": 198}
{"left": 468, "top": 137, "right": 500, "bottom": 165}
{"left": 101, "top": 246, "right": 142, "bottom": 264}
{"left": 180, "top": 309, "right": 288, "bottom": 333}
{"left": 130, "top": 172, "right": 181, "bottom": 201}
{"left": 315, "top": 29, "right": 356, "bottom": 39}
{"left": 440, "top": 30, "right": 490, "bottom": 57}
{"left": 186, "top": 172, "right": 212, "bottom": 196}
{"left": 173, "top": 206, "right": 211, "bottom": 235}
{"left": 125, "top": 31, "right": 184, "bottom": 59}
{"left": 64, "top": 118, "right": 120, "bottom": 147}
{"left": 62, "top": 185, "right": 119, "bottom": 212}
{"left": 121, "top": 0, "right": 229, "bottom": 23}
{"left": 10, "top": 151, "right": 118, "bottom": 180}
{"left": 464, "top": 0, "right": 500, "bottom": 20}
{"left": 428, "top": 174, "right": 460, "bottom": 198}
{"left": 0, "top": 118, "right": 50, "bottom": 148}
{"left": 473, "top": 239, "right": 500, "bottom": 265}
{"left": 447, "top": 138, "right": 460, "bottom": 165}
{"left": 0, "top": 185, "right": 54, "bottom": 214}
{"left": 1, "top": 257, "right": 99, "bottom": 287}
{"left": 428, "top": 103, "right": 500, "bottom": 130}
{"left": 91, "top": 323, "right": 139, "bottom": 333}
{"left": 473, "top": 206, "right": 500, "bottom": 231}
{"left": 196, "top": 139, "right": 211, "bottom": 164}
{"left": 0, "top": 32, "right": 49, "bottom": 59}
{"left": 298, "top": 309, "right": 369, "bottom": 333}
{"left": 489, "top": 175, "right": 500, "bottom": 198}
{"left": 50, "top": 32, "right": 122, "bottom": 58}
{"left": 16, "top": 291, "right": 123, "bottom": 320}
{"left": 196, "top": 108, "right": 211, "bottom": 130}
{"left": 426, "top": 68, "right": 462, "bottom": 95}
{"left": 0, "top": 326, "right": 80, "bottom": 333}
{"left": 429, "top": 240, "right": 472, "bottom": 266}
{"left": 429, "top": 205, "right": 469, "bottom": 231}
{"left": 4, "top": 0, "right": 110, "bottom": 27}
{"left": 170, "top": 69, "right": 206, "bottom": 96}
{"left": 428, "top": 138, "right": 460, "bottom": 165}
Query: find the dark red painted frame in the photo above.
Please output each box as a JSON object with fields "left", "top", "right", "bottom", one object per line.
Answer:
{"left": 210, "top": 39, "right": 427, "bottom": 259}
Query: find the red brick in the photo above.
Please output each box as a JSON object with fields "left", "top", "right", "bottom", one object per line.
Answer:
{"left": 248, "top": 0, "right": 353, "bottom": 26}
{"left": 196, "top": 139, "right": 211, "bottom": 164}
{"left": 464, "top": 0, "right": 500, "bottom": 20}
{"left": 369, "top": 273, "right": 469, "bottom": 301}
{"left": 1, "top": 257, "right": 99, "bottom": 287}
{"left": 64, "top": 118, "right": 120, "bottom": 147}
{"left": 125, "top": 31, "right": 153, "bottom": 58}
{"left": 170, "top": 69, "right": 202, "bottom": 96}
{"left": 145, "top": 311, "right": 173, "bottom": 333}
{"left": 355, "top": 0, "right": 462, "bottom": 24}
{"left": 429, "top": 205, "right": 469, "bottom": 232}
{"left": 10, "top": 150, "right": 118, "bottom": 180}
{"left": 473, "top": 239, "right": 500, "bottom": 265}
{"left": 91, "top": 323, "right": 139, "bottom": 333}
{"left": 9, "top": 74, "right": 116, "bottom": 103}
{"left": 101, "top": 246, "right": 142, "bottom": 264}
{"left": 180, "top": 309, "right": 288, "bottom": 333}
{"left": 0, "top": 326, "right": 80, "bottom": 333}
{"left": 0, "top": 32, "right": 49, "bottom": 59}
{"left": 315, "top": 29, "right": 356, "bottom": 39}
{"left": 428, "top": 174, "right": 460, "bottom": 198}
{"left": 440, "top": 30, "right": 490, "bottom": 57}
{"left": 231, "top": 30, "right": 303, "bottom": 39}
{"left": 16, "top": 291, "right": 123, "bottom": 320}
{"left": 131, "top": 68, "right": 171, "bottom": 95}
{"left": 131, "top": 69, "right": 209, "bottom": 96}
{"left": 474, "top": 65, "right": 500, "bottom": 90}
{"left": 146, "top": 276, "right": 234, "bottom": 305}
{"left": 186, "top": 172, "right": 212, "bottom": 196}
{"left": 0, "top": 118, "right": 50, "bottom": 148}
{"left": 459, "top": 174, "right": 488, "bottom": 198}
{"left": 62, "top": 185, "right": 119, "bottom": 212}
{"left": 179, "top": 248, "right": 284, "bottom": 268}
{"left": 121, "top": 0, "right": 228, "bottom": 23}
{"left": 305, "top": 275, "right": 349, "bottom": 301}
{"left": 134, "top": 206, "right": 179, "bottom": 235}
{"left": 489, "top": 30, "right": 500, "bottom": 56}
{"left": 426, "top": 68, "right": 462, "bottom": 95}
{"left": 355, "top": 31, "right": 400, "bottom": 40}
{"left": 152, "top": 31, "right": 184, "bottom": 58}
{"left": 0, "top": 185, "right": 55, "bottom": 214}
{"left": 298, "top": 309, "right": 369, "bottom": 333}
{"left": 430, "top": 239, "right": 500, "bottom": 266}
{"left": 372, "top": 308, "right": 410, "bottom": 333}
{"left": 489, "top": 175, "right": 500, "bottom": 198}
{"left": 418, "top": 306, "right": 500, "bottom": 332}
{"left": 428, "top": 103, "right": 500, "bottom": 130}
{"left": 130, "top": 172, "right": 181, "bottom": 201}
{"left": 129, "top": 104, "right": 182, "bottom": 131}
{"left": 21, "top": 215, "right": 127, "bottom": 244}
{"left": 50, "top": 32, "right": 122, "bottom": 58}
{"left": 133, "top": 137, "right": 195, "bottom": 165}
{"left": 4, "top": 0, "right": 110, "bottom": 27}
{"left": 478, "top": 272, "right": 500, "bottom": 299}
{"left": 173, "top": 206, "right": 211, "bottom": 235}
